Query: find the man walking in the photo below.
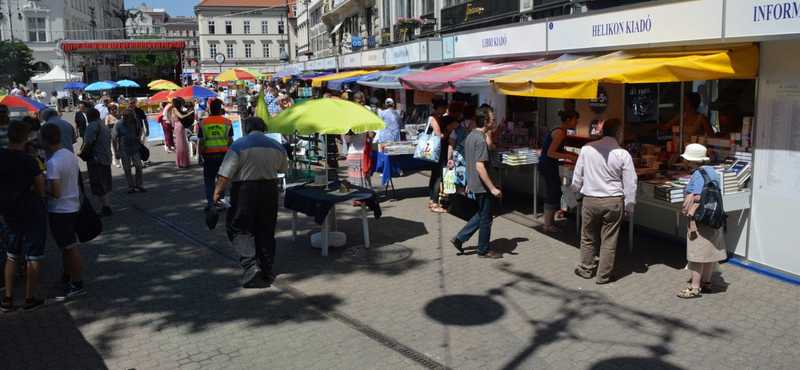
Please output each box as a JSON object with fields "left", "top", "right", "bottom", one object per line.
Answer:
{"left": 113, "top": 109, "right": 146, "bottom": 193}
{"left": 198, "top": 99, "right": 233, "bottom": 211}
{"left": 39, "top": 108, "right": 76, "bottom": 157}
{"left": 571, "top": 119, "right": 638, "bottom": 284}
{"left": 75, "top": 101, "right": 89, "bottom": 139}
{"left": 78, "top": 108, "right": 113, "bottom": 216}
{"left": 41, "top": 125, "right": 86, "bottom": 299}
{"left": 213, "top": 117, "right": 288, "bottom": 287}
{"left": 95, "top": 96, "right": 110, "bottom": 122}
{"left": 0, "top": 122, "right": 48, "bottom": 312}
{"left": 450, "top": 106, "right": 504, "bottom": 259}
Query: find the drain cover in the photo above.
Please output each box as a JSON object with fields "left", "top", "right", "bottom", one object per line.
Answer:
{"left": 340, "top": 243, "right": 413, "bottom": 265}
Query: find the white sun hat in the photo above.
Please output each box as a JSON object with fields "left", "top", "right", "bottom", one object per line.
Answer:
{"left": 681, "top": 143, "right": 709, "bottom": 161}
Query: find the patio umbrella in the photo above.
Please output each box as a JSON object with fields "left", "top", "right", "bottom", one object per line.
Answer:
{"left": 168, "top": 86, "right": 218, "bottom": 100}
{"left": 85, "top": 81, "right": 119, "bottom": 91}
{"left": 64, "top": 81, "right": 88, "bottom": 90}
{"left": 116, "top": 79, "right": 140, "bottom": 96}
{"left": 272, "top": 68, "right": 302, "bottom": 79}
{"left": 150, "top": 81, "right": 180, "bottom": 90}
{"left": 147, "top": 90, "right": 172, "bottom": 103}
{"left": 255, "top": 88, "right": 270, "bottom": 122}
{"left": 0, "top": 95, "right": 48, "bottom": 111}
{"left": 147, "top": 79, "right": 171, "bottom": 87}
{"left": 215, "top": 68, "right": 265, "bottom": 82}
{"left": 265, "top": 98, "right": 385, "bottom": 135}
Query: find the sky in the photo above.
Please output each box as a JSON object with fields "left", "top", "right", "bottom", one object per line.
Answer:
{"left": 125, "top": 0, "right": 199, "bottom": 18}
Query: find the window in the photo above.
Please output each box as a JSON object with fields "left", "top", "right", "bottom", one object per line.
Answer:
{"left": 261, "top": 21, "right": 268, "bottom": 34}
{"left": 210, "top": 44, "right": 217, "bottom": 57}
{"left": 243, "top": 21, "right": 250, "bottom": 34}
{"left": 262, "top": 43, "right": 269, "bottom": 58}
{"left": 208, "top": 21, "right": 215, "bottom": 34}
{"left": 423, "top": 0, "right": 434, "bottom": 14}
{"left": 226, "top": 43, "right": 234, "bottom": 58}
{"left": 382, "top": 0, "right": 391, "bottom": 28}
{"left": 27, "top": 17, "right": 47, "bottom": 42}
{"left": 292, "top": 6, "right": 297, "bottom": 15}
{"left": 244, "top": 43, "right": 252, "bottom": 58}
{"left": 225, "top": 21, "right": 232, "bottom": 34}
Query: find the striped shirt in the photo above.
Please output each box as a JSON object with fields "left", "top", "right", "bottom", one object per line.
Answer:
{"left": 218, "top": 131, "right": 288, "bottom": 182}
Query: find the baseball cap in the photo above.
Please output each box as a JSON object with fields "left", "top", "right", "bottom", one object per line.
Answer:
{"left": 385, "top": 98, "right": 394, "bottom": 106}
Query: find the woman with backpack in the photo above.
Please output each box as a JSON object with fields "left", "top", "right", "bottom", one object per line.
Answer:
{"left": 677, "top": 143, "right": 727, "bottom": 299}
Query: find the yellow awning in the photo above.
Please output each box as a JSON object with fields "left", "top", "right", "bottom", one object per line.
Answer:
{"left": 493, "top": 45, "right": 759, "bottom": 99}
{"left": 311, "top": 70, "right": 377, "bottom": 87}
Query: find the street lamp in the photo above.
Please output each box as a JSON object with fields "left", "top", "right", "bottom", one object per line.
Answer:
{"left": 0, "top": 0, "right": 23, "bottom": 41}
{"left": 112, "top": 9, "right": 145, "bottom": 39}
{"left": 303, "top": 0, "right": 313, "bottom": 60}
{"left": 278, "top": 15, "right": 289, "bottom": 63}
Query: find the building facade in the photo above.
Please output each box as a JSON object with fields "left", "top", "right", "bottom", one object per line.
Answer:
{"left": 124, "top": 3, "right": 169, "bottom": 38}
{"left": 164, "top": 17, "right": 199, "bottom": 66}
{"left": 0, "top": 0, "right": 124, "bottom": 76}
{"left": 195, "top": 0, "right": 295, "bottom": 77}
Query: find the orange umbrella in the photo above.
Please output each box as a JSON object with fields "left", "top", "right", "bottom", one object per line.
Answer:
{"left": 146, "top": 90, "right": 172, "bottom": 103}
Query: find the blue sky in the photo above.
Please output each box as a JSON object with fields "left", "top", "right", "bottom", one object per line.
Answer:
{"left": 125, "top": 0, "right": 198, "bottom": 18}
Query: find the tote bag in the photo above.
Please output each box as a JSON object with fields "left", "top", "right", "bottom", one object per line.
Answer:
{"left": 413, "top": 116, "right": 441, "bottom": 163}
{"left": 74, "top": 192, "right": 103, "bottom": 243}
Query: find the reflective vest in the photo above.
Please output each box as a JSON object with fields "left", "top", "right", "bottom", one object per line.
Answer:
{"left": 200, "top": 115, "right": 232, "bottom": 154}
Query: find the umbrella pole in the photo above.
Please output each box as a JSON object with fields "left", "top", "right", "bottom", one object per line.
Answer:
{"left": 324, "top": 134, "right": 330, "bottom": 190}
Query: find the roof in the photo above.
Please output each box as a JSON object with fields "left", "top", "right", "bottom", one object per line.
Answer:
{"left": 196, "top": 0, "right": 287, "bottom": 8}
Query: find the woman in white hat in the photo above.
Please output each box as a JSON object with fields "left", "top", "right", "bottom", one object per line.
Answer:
{"left": 677, "top": 143, "right": 726, "bottom": 299}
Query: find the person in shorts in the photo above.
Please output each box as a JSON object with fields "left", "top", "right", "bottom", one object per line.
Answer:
{"left": 78, "top": 108, "right": 113, "bottom": 217}
{"left": 42, "top": 125, "right": 86, "bottom": 300}
{"left": 0, "top": 121, "right": 48, "bottom": 312}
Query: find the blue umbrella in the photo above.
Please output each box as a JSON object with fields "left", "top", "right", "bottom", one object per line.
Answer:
{"left": 64, "top": 81, "right": 87, "bottom": 90}
{"left": 85, "top": 81, "right": 120, "bottom": 91}
{"left": 116, "top": 79, "right": 140, "bottom": 88}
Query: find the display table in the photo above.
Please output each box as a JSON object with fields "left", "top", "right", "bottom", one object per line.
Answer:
{"left": 284, "top": 181, "right": 382, "bottom": 256}
{"left": 370, "top": 151, "right": 432, "bottom": 199}
{"left": 494, "top": 162, "right": 539, "bottom": 219}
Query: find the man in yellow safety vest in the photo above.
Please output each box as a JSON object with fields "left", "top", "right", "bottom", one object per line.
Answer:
{"left": 198, "top": 99, "right": 234, "bottom": 212}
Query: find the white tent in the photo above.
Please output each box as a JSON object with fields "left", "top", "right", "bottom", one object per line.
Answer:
{"left": 30, "top": 65, "right": 80, "bottom": 83}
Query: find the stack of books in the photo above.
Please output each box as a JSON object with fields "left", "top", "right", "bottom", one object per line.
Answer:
{"left": 653, "top": 183, "right": 686, "bottom": 203}
{"left": 729, "top": 160, "right": 752, "bottom": 188}
{"left": 722, "top": 171, "right": 740, "bottom": 195}
{"left": 493, "top": 149, "right": 540, "bottom": 165}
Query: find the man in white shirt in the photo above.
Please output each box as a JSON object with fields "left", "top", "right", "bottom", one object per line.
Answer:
{"left": 571, "top": 118, "right": 637, "bottom": 284}
{"left": 95, "top": 96, "right": 110, "bottom": 121}
{"left": 10, "top": 85, "right": 21, "bottom": 96}
{"left": 42, "top": 125, "right": 86, "bottom": 299}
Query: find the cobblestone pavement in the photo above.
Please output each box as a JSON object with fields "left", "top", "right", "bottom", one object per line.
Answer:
{"left": 2, "top": 118, "right": 799, "bottom": 369}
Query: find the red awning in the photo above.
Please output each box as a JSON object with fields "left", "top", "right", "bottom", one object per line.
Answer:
{"left": 399, "top": 60, "right": 543, "bottom": 93}
{"left": 60, "top": 40, "right": 186, "bottom": 53}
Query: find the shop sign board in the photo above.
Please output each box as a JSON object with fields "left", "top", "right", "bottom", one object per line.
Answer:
{"left": 313, "top": 59, "right": 324, "bottom": 69}
{"left": 324, "top": 57, "right": 336, "bottom": 70}
{"left": 589, "top": 84, "right": 609, "bottom": 116}
{"left": 385, "top": 41, "right": 424, "bottom": 65}
{"left": 725, "top": 0, "right": 800, "bottom": 40}
{"left": 453, "top": 23, "right": 546, "bottom": 59}
{"left": 341, "top": 52, "right": 362, "bottom": 68}
{"left": 361, "top": 49, "right": 385, "bottom": 67}
{"left": 443, "top": 37, "right": 454, "bottom": 60}
{"left": 548, "top": 0, "right": 723, "bottom": 51}
{"left": 625, "top": 83, "right": 658, "bottom": 125}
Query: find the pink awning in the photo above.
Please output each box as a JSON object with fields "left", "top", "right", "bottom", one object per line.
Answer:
{"left": 399, "top": 60, "right": 543, "bottom": 93}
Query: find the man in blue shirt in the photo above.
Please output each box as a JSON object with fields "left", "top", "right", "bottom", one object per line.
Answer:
{"left": 264, "top": 86, "right": 281, "bottom": 117}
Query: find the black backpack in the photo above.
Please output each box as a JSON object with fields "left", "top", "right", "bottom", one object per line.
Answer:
{"left": 693, "top": 168, "right": 727, "bottom": 229}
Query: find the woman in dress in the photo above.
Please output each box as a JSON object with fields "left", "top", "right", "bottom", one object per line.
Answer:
{"left": 538, "top": 109, "right": 580, "bottom": 233}
{"left": 677, "top": 144, "right": 727, "bottom": 298}
{"left": 169, "top": 97, "right": 194, "bottom": 168}
{"left": 426, "top": 98, "right": 449, "bottom": 213}
{"left": 105, "top": 104, "right": 122, "bottom": 168}
{"left": 159, "top": 101, "right": 175, "bottom": 153}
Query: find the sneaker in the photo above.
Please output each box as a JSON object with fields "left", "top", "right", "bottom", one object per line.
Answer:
{"left": 97, "top": 207, "right": 113, "bottom": 217}
{"left": 477, "top": 251, "right": 503, "bottom": 259}
{"left": 450, "top": 236, "right": 464, "bottom": 254}
{"left": 54, "top": 279, "right": 71, "bottom": 290}
{"left": 22, "top": 298, "right": 47, "bottom": 312}
{"left": 55, "top": 285, "right": 86, "bottom": 300}
{"left": 0, "top": 297, "right": 13, "bottom": 312}
{"left": 127, "top": 187, "right": 135, "bottom": 194}
{"left": 135, "top": 186, "right": 146, "bottom": 193}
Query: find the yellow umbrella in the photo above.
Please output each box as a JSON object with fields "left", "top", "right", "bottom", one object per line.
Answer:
{"left": 265, "top": 98, "right": 385, "bottom": 135}
{"left": 147, "top": 79, "right": 171, "bottom": 87}
{"left": 311, "top": 70, "right": 377, "bottom": 87}
{"left": 215, "top": 68, "right": 266, "bottom": 82}
{"left": 256, "top": 88, "right": 270, "bottom": 122}
{"left": 150, "top": 81, "right": 181, "bottom": 90}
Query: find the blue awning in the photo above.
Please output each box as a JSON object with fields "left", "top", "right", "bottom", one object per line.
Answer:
{"left": 328, "top": 66, "right": 411, "bottom": 90}
{"left": 357, "top": 67, "right": 422, "bottom": 90}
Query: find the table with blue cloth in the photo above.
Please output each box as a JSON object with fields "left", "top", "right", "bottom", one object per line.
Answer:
{"left": 284, "top": 181, "right": 381, "bottom": 256}
{"left": 370, "top": 150, "right": 432, "bottom": 200}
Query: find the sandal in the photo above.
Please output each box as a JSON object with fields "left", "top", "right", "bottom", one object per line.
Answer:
{"left": 542, "top": 226, "right": 564, "bottom": 233}
{"left": 677, "top": 286, "right": 702, "bottom": 299}
{"left": 430, "top": 206, "right": 447, "bottom": 213}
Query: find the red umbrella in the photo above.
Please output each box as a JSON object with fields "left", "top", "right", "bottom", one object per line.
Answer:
{"left": 147, "top": 90, "right": 172, "bottom": 103}
{"left": 167, "top": 86, "right": 218, "bottom": 99}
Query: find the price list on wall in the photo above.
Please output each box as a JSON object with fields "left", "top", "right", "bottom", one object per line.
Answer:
{"left": 756, "top": 78, "right": 800, "bottom": 200}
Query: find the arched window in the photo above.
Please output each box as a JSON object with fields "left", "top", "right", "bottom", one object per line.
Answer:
{"left": 32, "top": 62, "right": 51, "bottom": 73}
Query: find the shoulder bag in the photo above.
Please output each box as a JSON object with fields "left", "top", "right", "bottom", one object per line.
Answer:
{"left": 413, "top": 116, "right": 441, "bottom": 163}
